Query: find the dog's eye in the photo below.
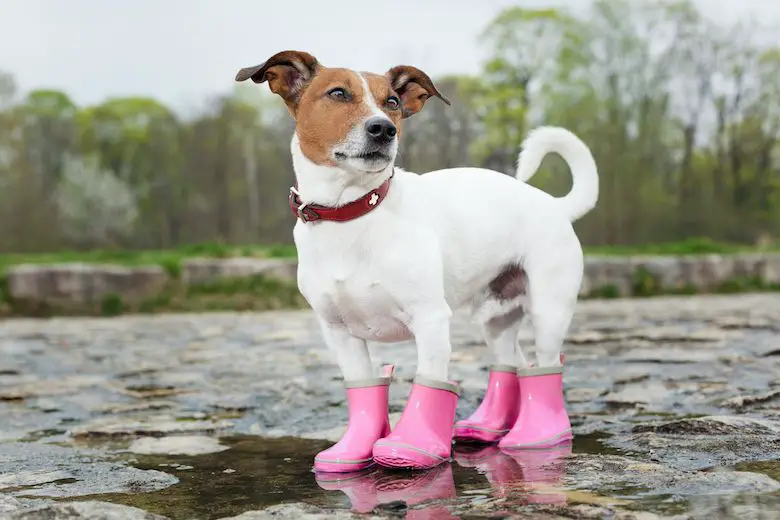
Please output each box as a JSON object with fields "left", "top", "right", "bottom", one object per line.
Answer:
{"left": 386, "top": 96, "right": 401, "bottom": 110}
{"left": 327, "top": 87, "right": 349, "bottom": 101}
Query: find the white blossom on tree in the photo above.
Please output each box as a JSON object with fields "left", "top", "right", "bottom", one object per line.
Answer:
{"left": 56, "top": 155, "right": 139, "bottom": 246}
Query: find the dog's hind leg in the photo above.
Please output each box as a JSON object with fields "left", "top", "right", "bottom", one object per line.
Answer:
{"left": 498, "top": 247, "right": 581, "bottom": 450}
{"left": 313, "top": 320, "right": 394, "bottom": 473}
{"left": 454, "top": 308, "right": 525, "bottom": 444}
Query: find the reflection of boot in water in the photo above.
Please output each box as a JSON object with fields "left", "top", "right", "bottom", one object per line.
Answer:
{"left": 453, "top": 445, "right": 524, "bottom": 498}
{"left": 315, "top": 468, "right": 381, "bottom": 514}
{"left": 374, "top": 464, "right": 457, "bottom": 520}
{"left": 502, "top": 444, "right": 572, "bottom": 505}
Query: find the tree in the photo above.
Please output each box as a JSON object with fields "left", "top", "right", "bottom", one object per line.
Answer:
{"left": 472, "top": 7, "right": 576, "bottom": 175}
{"left": 56, "top": 155, "right": 138, "bottom": 247}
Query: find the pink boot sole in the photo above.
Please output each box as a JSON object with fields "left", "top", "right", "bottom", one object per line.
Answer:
{"left": 373, "top": 376, "right": 460, "bottom": 470}
{"left": 314, "top": 365, "right": 395, "bottom": 473}
{"left": 453, "top": 365, "right": 519, "bottom": 444}
{"left": 498, "top": 363, "right": 572, "bottom": 450}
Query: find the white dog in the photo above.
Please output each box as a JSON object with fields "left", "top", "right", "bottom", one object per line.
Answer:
{"left": 236, "top": 50, "right": 598, "bottom": 472}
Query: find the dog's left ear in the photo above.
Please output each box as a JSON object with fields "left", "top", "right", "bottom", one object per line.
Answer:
{"left": 385, "top": 65, "right": 451, "bottom": 118}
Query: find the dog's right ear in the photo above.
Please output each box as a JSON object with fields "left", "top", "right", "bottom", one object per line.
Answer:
{"left": 235, "top": 51, "right": 320, "bottom": 108}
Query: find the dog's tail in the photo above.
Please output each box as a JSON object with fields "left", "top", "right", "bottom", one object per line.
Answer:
{"left": 515, "top": 126, "right": 599, "bottom": 222}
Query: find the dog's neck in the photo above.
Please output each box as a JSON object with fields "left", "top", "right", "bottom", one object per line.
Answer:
{"left": 290, "top": 134, "right": 394, "bottom": 208}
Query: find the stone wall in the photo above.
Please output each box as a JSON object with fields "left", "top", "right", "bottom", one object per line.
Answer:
{"left": 3, "top": 253, "right": 780, "bottom": 307}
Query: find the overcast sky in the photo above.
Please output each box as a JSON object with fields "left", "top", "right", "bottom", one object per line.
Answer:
{"left": 1, "top": 0, "right": 778, "bottom": 113}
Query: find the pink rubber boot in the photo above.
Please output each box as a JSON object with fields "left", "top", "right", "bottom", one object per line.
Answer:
{"left": 372, "top": 376, "right": 460, "bottom": 470}
{"left": 314, "top": 365, "right": 395, "bottom": 473}
{"left": 453, "top": 365, "right": 519, "bottom": 443}
{"left": 497, "top": 363, "right": 572, "bottom": 449}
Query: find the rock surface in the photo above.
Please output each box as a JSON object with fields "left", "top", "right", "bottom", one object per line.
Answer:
{"left": 181, "top": 257, "right": 297, "bottom": 286}
{"left": 6, "top": 501, "right": 169, "bottom": 520}
{"left": 7, "top": 263, "right": 168, "bottom": 305}
{"left": 1, "top": 293, "right": 780, "bottom": 518}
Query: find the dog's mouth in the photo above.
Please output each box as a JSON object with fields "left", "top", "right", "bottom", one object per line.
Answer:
{"left": 335, "top": 150, "right": 391, "bottom": 163}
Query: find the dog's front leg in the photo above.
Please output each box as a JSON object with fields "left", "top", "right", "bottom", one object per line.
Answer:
{"left": 410, "top": 308, "right": 452, "bottom": 381}
{"left": 314, "top": 320, "right": 394, "bottom": 473}
{"left": 319, "top": 320, "right": 374, "bottom": 380}
{"left": 372, "top": 303, "right": 461, "bottom": 470}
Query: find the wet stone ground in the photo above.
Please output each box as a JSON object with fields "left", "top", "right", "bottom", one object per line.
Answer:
{"left": 1, "top": 293, "right": 780, "bottom": 519}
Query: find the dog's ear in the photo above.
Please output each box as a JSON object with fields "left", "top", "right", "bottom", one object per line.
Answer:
{"left": 235, "top": 50, "right": 320, "bottom": 108}
{"left": 385, "top": 65, "right": 451, "bottom": 118}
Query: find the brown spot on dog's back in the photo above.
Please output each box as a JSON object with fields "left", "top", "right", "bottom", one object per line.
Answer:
{"left": 489, "top": 264, "right": 528, "bottom": 301}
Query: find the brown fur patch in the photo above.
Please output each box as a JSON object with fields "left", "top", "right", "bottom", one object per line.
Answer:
{"left": 489, "top": 265, "right": 528, "bottom": 301}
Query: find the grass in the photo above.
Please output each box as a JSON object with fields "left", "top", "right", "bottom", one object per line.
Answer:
{"left": 583, "top": 237, "right": 778, "bottom": 257}
{"left": 0, "top": 242, "right": 298, "bottom": 278}
{"left": 1, "top": 238, "right": 776, "bottom": 278}
{"left": 2, "top": 274, "right": 308, "bottom": 318}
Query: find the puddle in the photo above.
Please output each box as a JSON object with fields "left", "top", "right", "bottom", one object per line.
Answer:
{"left": 37, "top": 432, "right": 772, "bottom": 520}
{"left": 50, "top": 435, "right": 607, "bottom": 519}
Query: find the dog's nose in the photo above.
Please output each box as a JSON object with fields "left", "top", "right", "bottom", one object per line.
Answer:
{"left": 365, "top": 117, "right": 397, "bottom": 143}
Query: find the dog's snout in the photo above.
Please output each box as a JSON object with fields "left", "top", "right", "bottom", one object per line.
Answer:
{"left": 365, "top": 117, "right": 397, "bottom": 143}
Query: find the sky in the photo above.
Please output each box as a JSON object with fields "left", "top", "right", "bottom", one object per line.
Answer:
{"left": 1, "top": 0, "right": 778, "bottom": 113}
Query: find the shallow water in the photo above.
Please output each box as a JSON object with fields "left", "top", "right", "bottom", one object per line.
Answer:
{"left": 53, "top": 434, "right": 780, "bottom": 520}
{"left": 65, "top": 435, "right": 591, "bottom": 519}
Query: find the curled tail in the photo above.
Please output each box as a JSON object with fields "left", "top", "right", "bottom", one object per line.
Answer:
{"left": 515, "top": 126, "right": 599, "bottom": 222}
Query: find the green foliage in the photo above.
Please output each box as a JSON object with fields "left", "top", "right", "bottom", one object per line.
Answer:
{"left": 0, "top": 244, "right": 294, "bottom": 278}
{"left": 632, "top": 266, "right": 660, "bottom": 297}
{"left": 716, "top": 276, "right": 769, "bottom": 294}
{"left": 0, "top": 274, "right": 9, "bottom": 304}
{"left": 100, "top": 293, "right": 124, "bottom": 317}
{"left": 591, "top": 284, "right": 621, "bottom": 299}
{"left": 0, "top": 0, "right": 779, "bottom": 256}
{"left": 584, "top": 238, "right": 767, "bottom": 257}
{"left": 262, "top": 244, "right": 298, "bottom": 258}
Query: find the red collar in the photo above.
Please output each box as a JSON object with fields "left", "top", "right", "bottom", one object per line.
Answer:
{"left": 289, "top": 172, "right": 394, "bottom": 223}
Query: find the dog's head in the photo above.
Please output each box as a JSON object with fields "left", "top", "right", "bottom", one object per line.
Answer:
{"left": 235, "top": 50, "right": 450, "bottom": 175}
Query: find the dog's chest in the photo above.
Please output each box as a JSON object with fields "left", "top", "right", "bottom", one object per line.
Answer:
{"left": 297, "top": 250, "right": 413, "bottom": 343}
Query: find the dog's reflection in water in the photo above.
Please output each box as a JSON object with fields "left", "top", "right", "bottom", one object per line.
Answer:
{"left": 315, "top": 444, "right": 572, "bottom": 516}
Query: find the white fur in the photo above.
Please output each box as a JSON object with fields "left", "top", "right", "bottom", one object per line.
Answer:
{"left": 358, "top": 72, "right": 391, "bottom": 121}
{"left": 291, "top": 82, "right": 599, "bottom": 382}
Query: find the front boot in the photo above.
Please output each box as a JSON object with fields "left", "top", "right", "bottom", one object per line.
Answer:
{"left": 372, "top": 376, "right": 460, "bottom": 470}
{"left": 314, "top": 365, "right": 395, "bottom": 473}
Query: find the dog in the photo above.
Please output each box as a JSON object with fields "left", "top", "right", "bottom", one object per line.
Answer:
{"left": 235, "top": 50, "right": 598, "bottom": 472}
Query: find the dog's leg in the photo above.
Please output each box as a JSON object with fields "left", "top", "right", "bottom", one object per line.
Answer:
{"left": 498, "top": 254, "right": 579, "bottom": 450}
{"left": 373, "top": 303, "right": 460, "bottom": 470}
{"left": 319, "top": 320, "right": 373, "bottom": 380}
{"left": 410, "top": 307, "right": 453, "bottom": 381}
{"left": 314, "top": 320, "right": 394, "bottom": 473}
{"left": 527, "top": 269, "right": 579, "bottom": 368}
{"left": 454, "top": 313, "right": 524, "bottom": 443}
{"left": 482, "top": 312, "right": 527, "bottom": 367}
